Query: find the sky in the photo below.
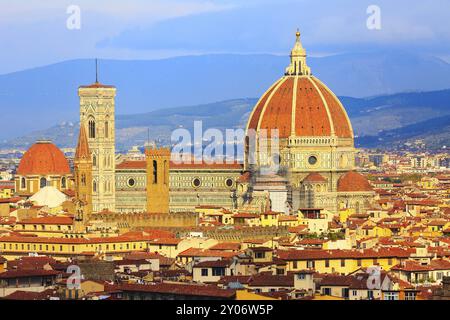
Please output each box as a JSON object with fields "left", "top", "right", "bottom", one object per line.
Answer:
{"left": 1, "top": 0, "right": 450, "bottom": 74}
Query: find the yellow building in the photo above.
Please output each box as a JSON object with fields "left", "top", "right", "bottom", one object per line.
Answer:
{"left": 417, "top": 176, "right": 438, "bottom": 190}
{"left": 277, "top": 215, "right": 299, "bottom": 227}
{"left": 278, "top": 248, "right": 413, "bottom": 274}
{"left": 339, "top": 208, "right": 355, "bottom": 223}
{"left": 361, "top": 225, "right": 393, "bottom": 238}
{"left": 0, "top": 181, "right": 14, "bottom": 199}
{"left": 14, "top": 216, "right": 76, "bottom": 237}
{"left": 63, "top": 280, "right": 105, "bottom": 300}
{"left": 236, "top": 290, "right": 278, "bottom": 300}
{"left": 0, "top": 234, "right": 153, "bottom": 260}
{"left": 260, "top": 211, "right": 279, "bottom": 227}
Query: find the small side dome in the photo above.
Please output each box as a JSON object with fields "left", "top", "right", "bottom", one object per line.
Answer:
{"left": 302, "top": 173, "right": 327, "bottom": 183}
{"left": 17, "top": 140, "right": 71, "bottom": 176}
{"left": 337, "top": 171, "right": 372, "bottom": 192}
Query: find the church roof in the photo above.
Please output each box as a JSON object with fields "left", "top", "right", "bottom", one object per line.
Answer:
{"left": 303, "top": 173, "right": 327, "bottom": 183}
{"left": 79, "top": 82, "right": 115, "bottom": 89}
{"left": 17, "top": 141, "right": 70, "bottom": 176}
{"left": 115, "top": 160, "right": 243, "bottom": 170}
{"left": 337, "top": 171, "right": 373, "bottom": 192}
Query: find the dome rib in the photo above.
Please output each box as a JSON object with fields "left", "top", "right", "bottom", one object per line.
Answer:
{"left": 307, "top": 77, "right": 335, "bottom": 136}
{"left": 256, "top": 77, "right": 288, "bottom": 137}
{"left": 247, "top": 78, "right": 283, "bottom": 132}
{"left": 312, "top": 77, "right": 354, "bottom": 138}
{"left": 290, "top": 76, "right": 299, "bottom": 136}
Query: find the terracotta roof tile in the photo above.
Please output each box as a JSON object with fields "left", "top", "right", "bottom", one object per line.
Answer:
{"left": 337, "top": 171, "right": 373, "bottom": 192}
{"left": 17, "top": 141, "right": 70, "bottom": 176}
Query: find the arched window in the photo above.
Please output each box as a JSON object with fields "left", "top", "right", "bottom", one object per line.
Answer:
{"left": 88, "top": 119, "right": 96, "bottom": 139}
{"left": 93, "top": 181, "right": 97, "bottom": 193}
{"left": 152, "top": 160, "right": 158, "bottom": 184}
{"left": 105, "top": 121, "right": 109, "bottom": 138}
{"left": 20, "top": 177, "right": 26, "bottom": 189}
{"left": 39, "top": 177, "right": 47, "bottom": 188}
{"left": 81, "top": 174, "right": 86, "bottom": 186}
{"left": 61, "top": 177, "right": 66, "bottom": 189}
{"left": 93, "top": 154, "right": 97, "bottom": 167}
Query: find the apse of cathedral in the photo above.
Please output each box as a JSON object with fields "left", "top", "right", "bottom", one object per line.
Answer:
{"left": 16, "top": 31, "right": 375, "bottom": 221}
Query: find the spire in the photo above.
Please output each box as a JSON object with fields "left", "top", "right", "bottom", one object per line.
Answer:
{"left": 285, "top": 29, "right": 311, "bottom": 76}
{"left": 75, "top": 123, "right": 91, "bottom": 160}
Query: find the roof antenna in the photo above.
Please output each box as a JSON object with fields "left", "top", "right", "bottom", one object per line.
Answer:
{"left": 95, "top": 58, "right": 98, "bottom": 83}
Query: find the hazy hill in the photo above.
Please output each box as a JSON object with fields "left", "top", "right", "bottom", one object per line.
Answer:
{"left": 357, "top": 115, "right": 450, "bottom": 149}
{"left": 1, "top": 51, "right": 450, "bottom": 140}
{"left": 3, "top": 88, "right": 450, "bottom": 151}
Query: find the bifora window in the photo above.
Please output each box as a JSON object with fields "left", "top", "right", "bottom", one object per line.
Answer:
{"left": 88, "top": 119, "right": 96, "bottom": 138}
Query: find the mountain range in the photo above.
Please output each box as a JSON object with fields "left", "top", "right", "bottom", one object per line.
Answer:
{"left": 1, "top": 51, "right": 450, "bottom": 142}
{"left": 2, "top": 88, "right": 450, "bottom": 151}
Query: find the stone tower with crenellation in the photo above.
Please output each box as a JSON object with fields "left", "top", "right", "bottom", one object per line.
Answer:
{"left": 146, "top": 147, "right": 170, "bottom": 214}
{"left": 78, "top": 65, "right": 116, "bottom": 213}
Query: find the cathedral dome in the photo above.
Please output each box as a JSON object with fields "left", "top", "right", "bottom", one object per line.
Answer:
{"left": 337, "top": 171, "right": 372, "bottom": 192}
{"left": 246, "top": 31, "right": 353, "bottom": 139}
{"left": 17, "top": 140, "right": 71, "bottom": 176}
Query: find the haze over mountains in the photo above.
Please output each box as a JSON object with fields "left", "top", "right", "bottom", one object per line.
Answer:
{"left": 3, "top": 88, "right": 450, "bottom": 152}
{"left": 1, "top": 51, "right": 450, "bottom": 150}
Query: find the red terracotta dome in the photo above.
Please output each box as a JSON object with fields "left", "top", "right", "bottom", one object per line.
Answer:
{"left": 17, "top": 141, "right": 71, "bottom": 176}
{"left": 247, "top": 31, "right": 353, "bottom": 139}
{"left": 303, "top": 173, "right": 327, "bottom": 183}
{"left": 337, "top": 171, "right": 373, "bottom": 192}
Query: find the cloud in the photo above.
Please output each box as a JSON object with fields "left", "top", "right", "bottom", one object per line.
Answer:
{"left": 1, "top": 0, "right": 450, "bottom": 74}
{"left": 0, "top": 0, "right": 232, "bottom": 73}
{"left": 98, "top": 0, "right": 450, "bottom": 54}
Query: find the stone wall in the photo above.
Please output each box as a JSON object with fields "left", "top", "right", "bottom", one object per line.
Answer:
{"left": 89, "top": 211, "right": 198, "bottom": 228}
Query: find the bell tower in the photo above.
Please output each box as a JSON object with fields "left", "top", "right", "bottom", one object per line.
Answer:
{"left": 145, "top": 147, "right": 170, "bottom": 214}
{"left": 78, "top": 60, "right": 116, "bottom": 213}
{"left": 74, "top": 123, "right": 93, "bottom": 217}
